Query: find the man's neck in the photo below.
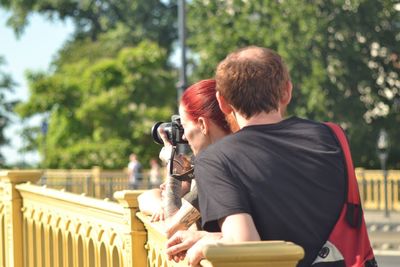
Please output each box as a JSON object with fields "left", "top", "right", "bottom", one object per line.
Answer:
{"left": 234, "top": 110, "right": 283, "bottom": 129}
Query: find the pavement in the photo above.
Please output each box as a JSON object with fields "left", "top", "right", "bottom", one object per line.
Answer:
{"left": 364, "top": 210, "right": 400, "bottom": 256}
{"left": 364, "top": 210, "right": 400, "bottom": 225}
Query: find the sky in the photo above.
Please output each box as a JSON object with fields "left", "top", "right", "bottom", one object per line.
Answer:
{"left": 0, "top": 9, "right": 74, "bottom": 166}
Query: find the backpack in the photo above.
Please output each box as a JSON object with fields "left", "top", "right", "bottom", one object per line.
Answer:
{"left": 312, "top": 122, "right": 377, "bottom": 267}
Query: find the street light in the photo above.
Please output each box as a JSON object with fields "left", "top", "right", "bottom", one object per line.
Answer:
{"left": 377, "top": 129, "right": 390, "bottom": 218}
{"left": 177, "top": 0, "right": 187, "bottom": 102}
{"left": 41, "top": 119, "right": 48, "bottom": 169}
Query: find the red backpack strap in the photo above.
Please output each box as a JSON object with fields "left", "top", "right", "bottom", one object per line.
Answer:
{"left": 324, "top": 122, "right": 363, "bottom": 228}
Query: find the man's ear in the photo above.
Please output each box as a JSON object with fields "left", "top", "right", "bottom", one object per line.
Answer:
{"left": 281, "top": 81, "right": 292, "bottom": 106}
{"left": 216, "top": 91, "right": 233, "bottom": 115}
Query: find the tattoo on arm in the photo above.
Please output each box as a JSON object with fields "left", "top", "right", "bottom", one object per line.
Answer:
{"left": 179, "top": 207, "right": 201, "bottom": 228}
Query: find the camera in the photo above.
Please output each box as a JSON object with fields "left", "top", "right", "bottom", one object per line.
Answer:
{"left": 151, "top": 115, "right": 188, "bottom": 146}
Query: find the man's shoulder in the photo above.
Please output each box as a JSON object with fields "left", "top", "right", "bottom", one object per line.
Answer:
{"left": 197, "top": 132, "right": 240, "bottom": 159}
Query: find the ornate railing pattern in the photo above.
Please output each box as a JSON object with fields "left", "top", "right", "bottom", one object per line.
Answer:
{"left": 0, "top": 171, "right": 45, "bottom": 266}
{"left": 356, "top": 169, "right": 400, "bottom": 211}
{"left": 0, "top": 170, "right": 147, "bottom": 267}
{"left": 0, "top": 179, "right": 6, "bottom": 266}
{"left": 36, "top": 168, "right": 400, "bottom": 211}
{"left": 136, "top": 212, "right": 304, "bottom": 267}
{"left": 38, "top": 167, "right": 165, "bottom": 200}
{"left": 136, "top": 213, "right": 193, "bottom": 267}
{"left": 17, "top": 185, "right": 137, "bottom": 267}
{"left": 0, "top": 170, "right": 304, "bottom": 267}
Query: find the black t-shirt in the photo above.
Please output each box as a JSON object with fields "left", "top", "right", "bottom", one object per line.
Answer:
{"left": 195, "top": 117, "right": 346, "bottom": 267}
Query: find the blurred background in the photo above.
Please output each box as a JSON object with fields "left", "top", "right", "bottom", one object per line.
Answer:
{"left": 0, "top": 0, "right": 399, "bottom": 170}
{"left": 1, "top": 3, "right": 399, "bottom": 265}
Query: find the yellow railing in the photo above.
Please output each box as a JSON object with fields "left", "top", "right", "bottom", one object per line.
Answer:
{"left": 356, "top": 168, "right": 400, "bottom": 211}
{"left": 38, "top": 168, "right": 400, "bottom": 211}
{"left": 0, "top": 170, "right": 304, "bottom": 267}
{"left": 0, "top": 170, "right": 42, "bottom": 267}
{"left": 136, "top": 212, "right": 304, "bottom": 267}
{"left": 0, "top": 170, "right": 147, "bottom": 267}
{"left": 38, "top": 167, "right": 165, "bottom": 200}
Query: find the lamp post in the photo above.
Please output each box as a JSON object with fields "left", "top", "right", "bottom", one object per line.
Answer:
{"left": 377, "top": 129, "right": 390, "bottom": 218}
{"left": 41, "top": 119, "right": 48, "bottom": 169}
{"left": 177, "top": 0, "right": 187, "bottom": 102}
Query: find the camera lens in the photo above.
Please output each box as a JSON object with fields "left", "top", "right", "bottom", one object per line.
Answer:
{"left": 151, "top": 121, "right": 165, "bottom": 145}
{"left": 151, "top": 115, "right": 188, "bottom": 146}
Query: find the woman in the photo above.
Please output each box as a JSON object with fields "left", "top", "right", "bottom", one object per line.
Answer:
{"left": 138, "top": 79, "right": 237, "bottom": 237}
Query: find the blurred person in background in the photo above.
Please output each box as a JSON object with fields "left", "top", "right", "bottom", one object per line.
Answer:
{"left": 127, "top": 153, "right": 142, "bottom": 189}
{"left": 149, "top": 158, "right": 162, "bottom": 188}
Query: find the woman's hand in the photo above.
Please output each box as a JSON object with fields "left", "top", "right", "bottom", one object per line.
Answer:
{"left": 186, "top": 232, "right": 222, "bottom": 266}
{"left": 158, "top": 127, "right": 192, "bottom": 174}
{"left": 166, "top": 230, "right": 208, "bottom": 262}
{"left": 151, "top": 206, "right": 166, "bottom": 222}
{"left": 166, "top": 230, "right": 222, "bottom": 266}
{"left": 158, "top": 128, "right": 173, "bottom": 164}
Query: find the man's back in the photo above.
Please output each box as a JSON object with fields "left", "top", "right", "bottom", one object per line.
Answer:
{"left": 195, "top": 117, "right": 346, "bottom": 267}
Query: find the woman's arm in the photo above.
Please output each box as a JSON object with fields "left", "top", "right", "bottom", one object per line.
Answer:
{"left": 137, "top": 189, "right": 162, "bottom": 215}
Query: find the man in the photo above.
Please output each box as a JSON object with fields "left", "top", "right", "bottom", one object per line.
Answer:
{"left": 167, "top": 46, "right": 346, "bottom": 267}
{"left": 127, "top": 153, "right": 142, "bottom": 189}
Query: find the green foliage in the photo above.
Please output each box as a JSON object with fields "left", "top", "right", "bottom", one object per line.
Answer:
{"left": 5, "top": 0, "right": 400, "bottom": 169}
{"left": 1, "top": 0, "right": 177, "bottom": 51}
{"left": 2, "top": 0, "right": 179, "bottom": 169}
{"left": 16, "top": 41, "right": 177, "bottom": 168}
{"left": 0, "top": 56, "right": 17, "bottom": 166}
{"left": 187, "top": 0, "right": 400, "bottom": 168}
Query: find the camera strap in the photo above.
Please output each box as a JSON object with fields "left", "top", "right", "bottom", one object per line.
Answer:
{"left": 171, "top": 167, "right": 195, "bottom": 181}
{"left": 169, "top": 146, "right": 195, "bottom": 181}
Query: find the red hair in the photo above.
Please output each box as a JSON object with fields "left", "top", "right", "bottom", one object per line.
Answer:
{"left": 180, "top": 79, "right": 230, "bottom": 133}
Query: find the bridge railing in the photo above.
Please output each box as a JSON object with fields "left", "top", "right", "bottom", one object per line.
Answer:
{"left": 0, "top": 170, "right": 304, "bottom": 267}
{"left": 38, "top": 167, "right": 164, "bottom": 200}
{"left": 0, "top": 170, "right": 147, "bottom": 267}
{"left": 356, "top": 168, "right": 400, "bottom": 211}
{"left": 136, "top": 212, "right": 304, "bottom": 267}
{"left": 35, "top": 168, "right": 400, "bottom": 211}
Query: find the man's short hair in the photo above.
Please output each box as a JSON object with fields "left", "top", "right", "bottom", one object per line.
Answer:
{"left": 215, "top": 46, "right": 290, "bottom": 118}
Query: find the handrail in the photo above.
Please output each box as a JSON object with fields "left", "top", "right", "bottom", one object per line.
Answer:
{"left": 15, "top": 183, "right": 141, "bottom": 267}
{"left": 203, "top": 241, "right": 304, "bottom": 267}
{"left": 1, "top": 170, "right": 304, "bottom": 266}
{"left": 30, "top": 168, "right": 400, "bottom": 211}
{"left": 0, "top": 170, "right": 42, "bottom": 267}
{"left": 355, "top": 168, "right": 400, "bottom": 211}
{"left": 136, "top": 212, "right": 304, "bottom": 267}
{"left": 0, "top": 169, "right": 148, "bottom": 267}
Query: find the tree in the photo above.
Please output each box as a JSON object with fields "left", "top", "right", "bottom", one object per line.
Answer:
{"left": 186, "top": 0, "right": 400, "bottom": 168}
{"left": 0, "top": 56, "right": 17, "bottom": 166}
{"left": 2, "top": 0, "right": 180, "bottom": 169}
{"left": 0, "top": 0, "right": 177, "bottom": 51}
{"left": 17, "top": 41, "right": 177, "bottom": 169}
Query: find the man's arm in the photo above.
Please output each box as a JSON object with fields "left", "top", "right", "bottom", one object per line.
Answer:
{"left": 219, "top": 213, "right": 260, "bottom": 241}
{"left": 165, "top": 199, "right": 200, "bottom": 238}
{"left": 186, "top": 213, "right": 260, "bottom": 265}
{"left": 137, "top": 189, "right": 162, "bottom": 215}
{"left": 166, "top": 213, "right": 260, "bottom": 266}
